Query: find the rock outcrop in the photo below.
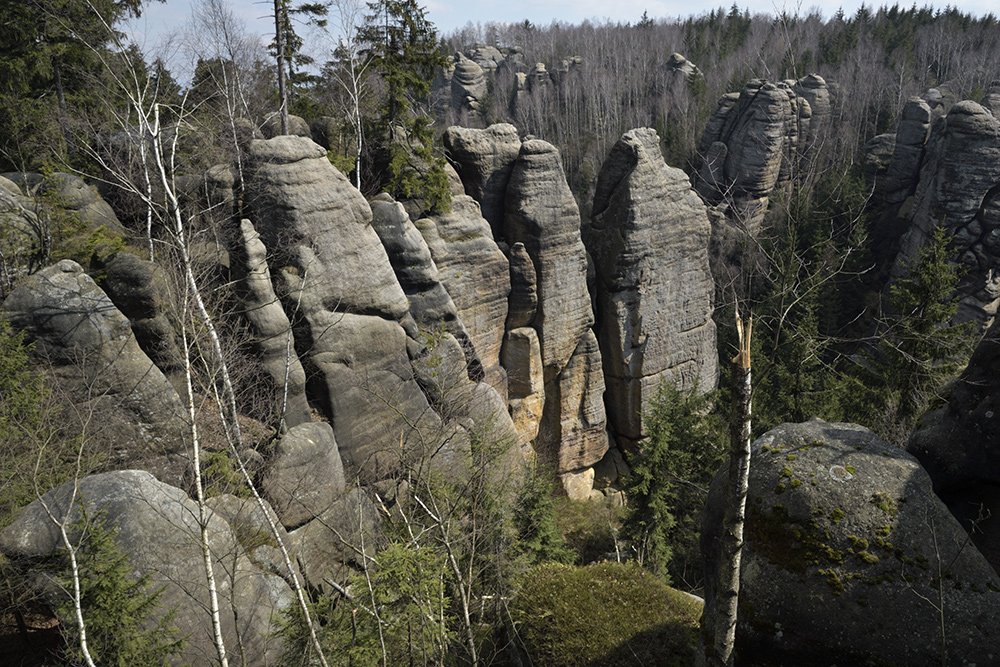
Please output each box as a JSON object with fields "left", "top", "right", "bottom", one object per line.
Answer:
{"left": 0, "top": 470, "right": 292, "bottom": 666}
{"left": 587, "top": 128, "right": 717, "bottom": 450}
{"left": 909, "top": 318, "right": 1000, "bottom": 568}
{"left": 231, "top": 219, "right": 312, "bottom": 428}
{"left": 696, "top": 76, "right": 833, "bottom": 231}
{"left": 450, "top": 53, "right": 488, "bottom": 118}
{"left": 888, "top": 100, "right": 1000, "bottom": 328}
{"left": 504, "top": 139, "right": 608, "bottom": 492}
{"left": 263, "top": 421, "right": 345, "bottom": 529}
{"left": 2, "top": 260, "right": 187, "bottom": 455}
{"left": 702, "top": 419, "right": 1000, "bottom": 666}
{"left": 443, "top": 123, "right": 521, "bottom": 235}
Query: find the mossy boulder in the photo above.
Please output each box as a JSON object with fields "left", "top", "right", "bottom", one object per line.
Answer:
{"left": 701, "top": 419, "right": 1000, "bottom": 666}
{"left": 509, "top": 561, "right": 700, "bottom": 666}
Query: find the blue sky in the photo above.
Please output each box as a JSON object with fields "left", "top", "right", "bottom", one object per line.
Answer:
{"left": 129, "top": 0, "right": 997, "bottom": 79}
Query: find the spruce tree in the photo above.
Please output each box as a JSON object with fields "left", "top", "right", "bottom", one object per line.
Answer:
{"left": 358, "top": 0, "right": 449, "bottom": 210}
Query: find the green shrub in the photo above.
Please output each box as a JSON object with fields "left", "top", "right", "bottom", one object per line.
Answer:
{"left": 509, "top": 561, "right": 701, "bottom": 667}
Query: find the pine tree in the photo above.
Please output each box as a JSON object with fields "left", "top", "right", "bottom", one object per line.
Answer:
{"left": 358, "top": 0, "right": 450, "bottom": 210}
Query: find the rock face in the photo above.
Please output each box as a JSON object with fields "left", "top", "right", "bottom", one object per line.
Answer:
{"left": 0, "top": 470, "right": 292, "bottom": 666}
{"left": 415, "top": 195, "right": 511, "bottom": 393}
{"left": 2, "top": 171, "right": 125, "bottom": 236}
{"left": 101, "top": 252, "right": 184, "bottom": 374}
{"left": 231, "top": 219, "right": 312, "bottom": 428}
{"left": 888, "top": 100, "right": 1000, "bottom": 328}
{"left": 263, "top": 421, "right": 345, "bottom": 529}
{"left": 696, "top": 76, "right": 833, "bottom": 231}
{"left": 587, "top": 128, "right": 717, "bottom": 450}
{"left": 246, "top": 136, "right": 436, "bottom": 472}
{"left": 504, "top": 139, "right": 608, "bottom": 489}
{"left": 702, "top": 419, "right": 1000, "bottom": 666}
{"left": 450, "top": 53, "right": 488, "bottom": 117}
{"left": 909, "top": 318, "right": 1000, "bottom": 568}
{"left": 443, "top": 124, "right": 521, "bottom": 235}
{"left": 2, "top": 260, "right": 186, "bottom": 449}
{"left": 883, "top": 97, "right": 932, "bottom": 205}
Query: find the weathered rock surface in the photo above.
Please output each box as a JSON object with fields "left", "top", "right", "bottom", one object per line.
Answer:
{"left": 263, "top": 421, "right": 345, "bottom": 529}
{"left": 2, "top": 172, "right": 125, "bottom": 236}
{"left": 702, "top": 419, "right": 1000, "bottom": 666}
{"left": 291, "top": 487, "right": 380, "bottom": 594}
{"left": 101, "top": 252, "right": 184, "bottom": 374}
{"left": 415, "top": 195, "right": 510, "bottom": 391}
{"left": 504, "top": 139, "right": 608, "bottom": 481}
{"left": 261, "top": 113, "right": 311, "bottom": 139}
{"left": 884, "top": 97, "right": 932, "bottom": 205}
{"left": 588, "top": 128, "right": 717, "bottom": 449}
{"left": 0, "top": 470, "right": 292, "bottom": 666}
{"left": 505, "top": 241, "right": 537, "bottom": 330}
{"left": 696, "top": 76, "right": 833, "bottom": 231}
{"left": 909, "top": 318, "right": 1000, "bottom": 568}
{"left": 370, "top": 195, "right": 483, "bottom": 380}
{"left": 231, "top": 219, "right": 312, "bottom": 428}
{"left": 443, "top": 124, "right": 521, "bottom": 235}
{"left": 888, "top": 100, "right": 1000, "bottom": 328}
{"left": 247, "top": 136, "right": 440, "bottom": 472}
{"left": 502, "top": 326, "right": 545, "bottom": 451}
{"left": 2, "top": 260, "right": 187, "bottom": 447}
{"left": 450, "top": 53, "right": 488, "bottom": 117}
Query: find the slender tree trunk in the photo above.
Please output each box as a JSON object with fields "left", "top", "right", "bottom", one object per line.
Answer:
{"left": 274, "top": 0, "right": 289, "bottom": 134}
{"left": 712, "top": 312, "right": 752, "bottom": 667}
{"left": 53, "top": 60, "right": 76, "bottom": 163}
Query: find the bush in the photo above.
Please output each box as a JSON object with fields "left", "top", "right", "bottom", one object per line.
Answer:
{"left": 509, "top": 561, "right": 701, "bottom": 667}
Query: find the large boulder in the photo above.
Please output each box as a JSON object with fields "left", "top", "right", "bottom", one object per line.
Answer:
{"left": 588, "top": 128, "right": 717, "bottom": 450}
{"left": 101, "top": 251, "right": 184, "bottom": 374}
{"left": 0, "top": 470, "right": 292, "bottom": 666}
{"left": 262, "top": 421, "right": 345, "bottom": 529}
{"left": 702, "top": 419, "right": 1000, "bottom": 666}
{"left": 2, "top": 260, "right": 187, "bottom": 454}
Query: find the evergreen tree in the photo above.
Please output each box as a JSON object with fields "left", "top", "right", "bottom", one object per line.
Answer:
{"left": 58, "top": 511, "right": 185, "bottom": 667}
{"left": 622, "top": 382, "right": 726, "bottom": 584}
{"left": 358, "top": 0, "right": 449, "bottom": 210}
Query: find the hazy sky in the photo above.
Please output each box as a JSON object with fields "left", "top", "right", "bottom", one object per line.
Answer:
{"left": 130, "top": 0, "right": 997, "bottom": 79}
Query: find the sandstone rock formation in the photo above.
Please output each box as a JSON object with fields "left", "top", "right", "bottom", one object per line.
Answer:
{"left": 443, "top": 123, "right": 521, "bottom": 235}
{"left": 909, "top": 318, "right": 1000, "bottom": 567}
{"left": 2, "top": 260, "right": 187, "bottom": 451}
{"left": 450, "top": 53, "right": 488, "bottom": 118}
{"left": 415, "top": 195, "right": 511, "bottom": 392}
{"left": 261, "top": 113, "right": 311, "bottom": 139}
{"left": 696, "top": 76, "right": 833, "bottom": 231}
{"left": 504, "top": 139, "right": 608, "bottom": 493}
{"left": 588, "top": 128, "right": 717, "bottom": 450}
{"left": 101, "top": 251, "right": 184, "bottom": 374}
{"left": 231, "top": 219, "right": 312, "bottom": 428}
{"left": 702, "top": 419, "right": 1000, "bottom": 666}
{"left": 883, "top": 97, "right": 932, "bottom": 205}
{"left": 263, "top": 421, "right": 345, "bottom": 529}
{"left": 0, "top": 470, "right": 292, "bottom": 666}
{"left": 888, "top": 100, "right": 1000, "bottom": 328}
{"left": 246, "top": 136, "right": 437, "bottom": 472}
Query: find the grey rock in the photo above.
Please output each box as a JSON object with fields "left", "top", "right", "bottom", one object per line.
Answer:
{"left": 588, "top": 128, "right": 717, "bottom": 450}
{"left": 502, "top": 327, "right": 545, "bottom": 450}
{"left": 505, "top": 241, "right": 537, "bottom": 330}
{"left": 291, "top": 487, "right": 380, "bottom": 594}
{"left": 889, "top": 100, "right": 1000, "bottom": 329}
{"left": 415, "top": 195, "right": 510, "bottom": 390}
{"left": 443, "top": 124, "right": 521, "bottom": 235}
{"left": 230, "top": 220, "right": 311, "bottom": 428}
{"left": 0, "top": 470, "right": 292, "bottom": 666}
{"left": 702, "top": 419, "right": 1000, "bottom": 667}
{"left": 261, "top": 113, "right": 312, "bottom": 139}
{"left": 101, "top": 252, "right": 184, "bottom": 374}
{"left": 2, "top": 261, "right": 187, "bottom": 447}
{"left": 451, "top": 53, "right": 488, "bottom": 116}
{"left": 884, "top": 97, "right": 932, "bottom": 204}
{"left": 263, "top": 422, "right": 345, "bottom": 529}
